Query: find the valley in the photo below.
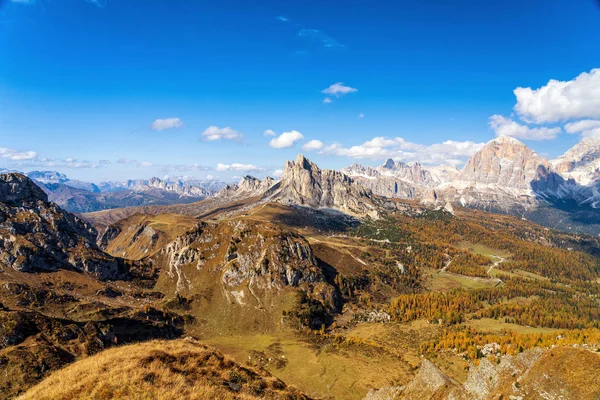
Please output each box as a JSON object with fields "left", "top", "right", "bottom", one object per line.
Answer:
{"left": 2, "top": 148, "right": 600, "bottom": 399}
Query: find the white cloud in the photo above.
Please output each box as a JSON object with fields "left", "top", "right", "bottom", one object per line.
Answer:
{"left": 358, "top": 113, "right": 364, "bottom": 119}
{"left": 116, "top": 158, "right": 153, "bottom": 168}
{"left": 565, "top": 120, "right": 600, "bottom": 134}
{"left": 322, "top": 82, "right": 357, "bottom": 97}
{"left": 489, "top": 115, "right": 561, "bottom": 141}
{"left": 86, "top": 0, "right": 107, "bottom": 7}
{"left": 264, "top": 129, "right": 277, "bottom": 137}
{"left": 317, "top": 136, "right": 484, "bottom": 165}
{"left": 0, "top": 148, "right": 37, "bottom": 160}
{"left": 151, "top": 117, "right": 183, "bottom": 131}
{"left": 514, "top": 68, "right": 600, "bottom": 123}
{"left": 276, "top": 16, "right": 289, "bottom": 22}
{"left": 161, "top": 163, "right": 211, "bottom": 172}
{"left": 202, "top": 126, "right": 243, "bottom": 141}
{"left": 298, "top": 29, "right": 343, "bottom": 48}
{"left": 323, "top": 97, "right": 332, "bottom": 104}
{"left": 302, "top": 140, "right": 324, "bottom": 151}
{"left": 272, "top": 169, "right": 283, "bottom": 178}
{"left": 564, "top": 119, "right": 600, "bottom": 139}
{"left": 215, "top": 163, "right": 264, "bottom": 172}
{"left": 19, "top": 157, "right": 102, "bottom": 169}
{"left": 269, "top": 130, "right": 304, "bottom": 149}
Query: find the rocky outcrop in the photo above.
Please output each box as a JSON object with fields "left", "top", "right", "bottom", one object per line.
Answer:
{"left": 458, "top": 135, "right": 561, "bottom": 191}
{"left": 153, "top": 218, "right": 338, "bottom": 329}
{"left": 364, "top": 346, "right": 600, "bottom": 400}
{"left": 0, "top": 173, "right": 124, "bottom": 280}
{"left": 0, "top": 173, "right": 48, "bottom": 204}
{"left": 269, "top": 154, "right": 378, "bottom": 217}
{"left": 342, "top": 159, "right": 458, "bottom": 201}
{"left": 430, "top": 136, "right": 569, "bottom": 211}
{"left": 159, "top": 219, "right": 326, "bottom": 292}
{"left": 552, "top": 137, "right": 600, "bottom": 183}
{"left": 216, "top": 176, "right": 277, "bottom": 199}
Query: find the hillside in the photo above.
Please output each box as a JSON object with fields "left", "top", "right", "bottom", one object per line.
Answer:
{"left": 18, "top": 338, "right": 310, "bottom": 400}
{"left": 4, "top": 163, "right": 600, "bottom": 399}
{"left": 366, "top": 346, "right": 600, "bottom": 399}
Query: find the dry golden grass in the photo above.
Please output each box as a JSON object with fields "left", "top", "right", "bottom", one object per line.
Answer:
{"left": 19, "top": 339, "right": 310, "bottom": 400}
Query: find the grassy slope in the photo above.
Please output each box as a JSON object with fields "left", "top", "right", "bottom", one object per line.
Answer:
{"left": 19, "top": 339, "right": 310, "bottom": 400}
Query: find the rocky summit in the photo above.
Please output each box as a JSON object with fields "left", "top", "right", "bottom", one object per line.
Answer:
{"left": 269, "top": 154, "right": 378, "bottom": 217}
{"left": 0, "top": 173, "right": 124, "bottom": 279}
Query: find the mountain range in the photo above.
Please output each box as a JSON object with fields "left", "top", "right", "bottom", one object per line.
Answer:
{"left": 3, "top": 155, "right": 600, "bottom": 398}
{"left": 5, "top": 136, "right": 600, "bottom": 234}
{"left": 0, "top": 169, "right": 227, "bottom": 214}
{"left": 341, "top": 135, "right": 600, "bottom": 234}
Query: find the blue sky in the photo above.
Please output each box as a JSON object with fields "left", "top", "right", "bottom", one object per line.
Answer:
{"left": 1, "top": 0, "right": 600, "bottom": 182}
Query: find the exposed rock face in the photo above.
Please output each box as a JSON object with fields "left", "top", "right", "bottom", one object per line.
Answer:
{"left": 342, "top": 159, "right": 458, "bottom": 200}
{"left": 364, "top": 346, "right": 600, "bottom": 400}
{"left": 113, "top": 177, "right": 212, "bottom": 198}
{"left": 270, "top": 154, "right": 377, "bottom": 216}
{"left": 153, "top": 217, "right": 338, "bottom": 329}
{"left": 24, "top": 170, "right": 68, "bottom": 184}
{"left": 159, "top": 219, "right": 327, "bottom": 292}
{"left": 431, "top": 136, "right": 568, "bottom": 211}
{"left": 552, "top": 137, "right": 600, "bottom": 185}
{"left": 458, "top": 135, "right": 561, "bottom": 191}
{"left": 0, "top": 173, "right": 124, "bottom": 280}
{"left": 0, "top": 173, "right": 48, "bottom": 204}
{"left": 216, "top": 176, "right": 277, "bottom": 199}
{"left": 402, "top": 359, "right": 455, "bottom": 398}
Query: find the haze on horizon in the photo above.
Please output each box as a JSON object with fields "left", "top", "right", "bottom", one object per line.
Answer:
{"left": 1, "top": 0, "right": 600, "bottom": 183}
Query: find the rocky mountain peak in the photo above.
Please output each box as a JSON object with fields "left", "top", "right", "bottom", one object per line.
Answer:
{"left": 382, "top": 158, "right": 396, "bottom": 169}
{"left": 0, "top": 173, "right": 48, "bottom": 204}
{"left": 458, "top": 136, "right": 557, "bottom": 190}
{"left": 273, "top": 154, "right": 377, "bottom": 216}
{"left": 0, "top": 174, "right": 124, "bottom": 279}
{"left": 216, "top": 175, "right": 277, "bottom": 199}
{"left": 552, "top": 137, "right": 600, "bottom": 181}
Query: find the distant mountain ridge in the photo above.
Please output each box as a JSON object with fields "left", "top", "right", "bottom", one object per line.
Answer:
{"left": 343, "top": 135, "right": 600, "bottom": 233}
{"left": 7, "top": 136, "right": 600, "bottom": 233}
{"left": 0, "top": 169, "right": 227, "bottom": 213}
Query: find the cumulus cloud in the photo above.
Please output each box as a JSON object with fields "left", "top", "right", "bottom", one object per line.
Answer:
{"left": 564, "top": 120, "right": 600, "bottom": 134}
{"left": 152, "top": 117, "right": 183, "bottom": 131}
{"left": 489, "top": 115, "right": 561, "bottom": 141}
{"left": 302, "top": 140, "right": 324, "bottom": 151}
{"left": 298, "top": 29, "right": 343, "bottom": 48}
{"left": 272, "top": 169, "right": 283, "bottom": 178}
{"left": 269, "top": 130, "right": 304, "bottom": 149}
{"left": 317, "top": 136, "right": 484, "bottom": 165}
{"left": 514, "top": 68, "right": 600, "bottom": 123}
{"left": 215, "top": 163, "right": 264, "bottom": 172}
{"left": 323, "top": 97, "right": 332, "bottom": 104}
{"left": 322, "top": 82, "right": 357, "bottom": 97}
{"left": 264, "top": 129, "right": 277, "bottom": 137}
{"left": 202, "top": 126, "right": 243, "bottom": 141}
{"left": 564, "top": 119, "right": 600, "bottom": 138}
{"left": 0, "top": 147, "right": 37, "bottom": 160}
